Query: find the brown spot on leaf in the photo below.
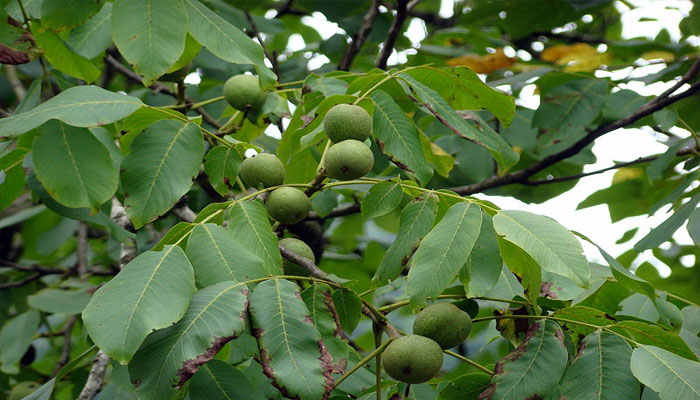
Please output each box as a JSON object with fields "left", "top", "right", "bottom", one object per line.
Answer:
{"left": 318, "top": 341, "right": 335, "bottom": 399}
{"left": 574, "top": 341, "right": 587, "bottom": 361}
{"left": 478, "top": 384, "right": 496, "bottom": 400}
{"left": 176, "top": 335, "right": 236, "bottom": 387}
{"left": 540, "top": 282, "right": 557, "bottom": 299}
{"left": 555, "top": 329, "right": 565, "bottom": 347}
{"left": 321, "top": 291, "right": 344, "bottom": 337}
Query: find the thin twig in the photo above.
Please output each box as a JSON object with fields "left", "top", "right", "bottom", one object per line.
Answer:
{"left": 5, "top": 65, "right": 26, "bottom": 100}
{"left": 77, "top": 222, "right": 88, "bottom": 279}
{"left": 376, "top": 0, "right": 412, "bottom": 70}
{"left": 449, "top": 76, "right": 700, "bottom": 195}
{"left": 244, "top": 10, "right": 280, "bottom": 79}
{"left": 338, "top": 0, "right": 381, "bottom": 71}
{"left": 523, "top": 145, "right": 698, "bottom": 186}
{"left": 279, "top": 246, "right": 401, "bottom": 338}
{"left": 0, "top": 273, "right": 41, "bottom": 289}
{"left": 76, "top": 350, "right": 110, "bottom": 400}
{"left": 54, "top": 316, "right": 77, "bottom": 374}
{"left": 104, "top": 55, "right": 222, "bottom": 129}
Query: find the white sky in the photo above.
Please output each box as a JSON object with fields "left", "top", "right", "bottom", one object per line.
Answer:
{"left": 240, "top": 1, "right": 699, "bottom": 275}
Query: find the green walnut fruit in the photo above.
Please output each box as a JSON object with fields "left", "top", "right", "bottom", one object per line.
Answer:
{"left": 382, "top": 335, "right": 443, "bottom": 384}
{"left": 413, "top": 302, "right": 472, "bottom": 349}
{"left": 9, "top": 382, "right": 40, "bottom": 400}
{"left": 323, "top": 103, "right": 372, "bottom": 143}
{"left": 266, "top": 187, "right": 311, "bottom": 224}
{"left": 240, "top": 153, "right": 285, "bottom": 189}
{"left": 324, "top": 140, "right": 374, "bottom": 180}
{"left": 279, "top": 237, "right": 315, "bottom": 276}
{"left": 223, "top": 74, "right": 267, "bottom": 112}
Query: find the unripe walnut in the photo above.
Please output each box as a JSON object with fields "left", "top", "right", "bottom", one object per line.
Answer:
{"left": 413, "top": 302, "right": 472, "bottom": 349}
{"left": 223, "top": 74, "right": 267, "bottom": 112}
{"left": 279, "top": 237, "right": 315, "bottom": 276}
{"left": 382, "top": 335, "right": 443, "bottom": 384}
{"left": 324, "top": 140, "right": 374, "bottom": 180}
{"left": 266, "top": 187, "right": 311, "bottom": 224}
{"left": 239, "top": 153, "right": 285, "bottom": 189}
{"left": 323, "top": 104, "right": 372, "bottom": 143}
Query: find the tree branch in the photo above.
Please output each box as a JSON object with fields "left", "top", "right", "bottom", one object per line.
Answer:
{"left": 376, "top": 0, "right": 412, "bottom": 70}
{"left": 338, "top": 0, "right": 381, "bottom": 71}
{"left": 244, "top": 10, "right": 280, "bottom": 79}
{"left": 279, "top": 245, "right": 401, "bottom": 338}
{"left": 448, "top": 64, "right": 700, "bottom": 196}
{"left": 306, "top": 203, "right": 361, "bottom": 221}
{"left": 78, "top": 199, "right": 136, "bottom": 400}
{"left": 522, "top": 146, "right": 698, "bottom": 186}
{"left": 104, "top": 55, "right": 222, "bottom": 129}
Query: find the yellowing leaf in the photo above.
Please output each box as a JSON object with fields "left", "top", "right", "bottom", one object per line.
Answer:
{"left": 541, "top": 42, "right": 610, "bottom": 72}
{"left": 642, "top": 51, "right": 675, "bottom": 62}
{"left": 446, "top": 48, "right": 516, "bottom": 74}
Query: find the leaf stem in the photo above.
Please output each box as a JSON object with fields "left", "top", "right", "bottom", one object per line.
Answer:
{"left": 443, "top": 350, "right": 493, "bottom": 374}
{"left": 163, "top": 96, "right": 225, "bottom": 110}
{"left": 335, "top": 337, "right": 395, "bottom": 388}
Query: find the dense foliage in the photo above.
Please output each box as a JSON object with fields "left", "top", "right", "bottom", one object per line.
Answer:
{"left": 0, "top": 0, "right": 699, "bottom": 399}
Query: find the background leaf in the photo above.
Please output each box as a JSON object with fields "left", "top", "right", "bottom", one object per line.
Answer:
{"left": 82, "top": 246, "right": 196, "bottom": 363}
{"left": 608, "top": 320, "right": 697, "bottom": 361}
{"left": 0, "top": 310, "right": 40, "bottom": 374}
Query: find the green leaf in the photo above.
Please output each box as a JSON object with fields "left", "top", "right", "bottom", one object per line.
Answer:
{"left": 560, "top": 331, "right": 640, "bottom": 400}
{"left": 112, "top": 0, "right": 187, "bottom": 85}
{"left": 438, "top": 373, "right": 491, "bottom": 400}
{"left": 228, "top": 200, "right": 283, "bottom": 276}
{"left": 27, "top": 288, "right": 92, "bottom": 314}
{"left": 464, "top": 213, "right": 502, "bottom": 296}
{"left": 532, "top": 79, "right": 608, "bottom": 150}
{"left": 67, "top": 2, "right": 113, "bottom": 59}
{"left": 680, "top": 306, "right": 700, "bottom": 358}
{"left": 129, "top": 281, "right": 249, "bottom": 399}
{"left": 82, "top": 245, "right": 196, "bottom": 364}
{"left": 0, "top": 148, "right": 27, "bottom": 211}
{"left": 497, "top": 237, "right": 541, "bottom": 307}
{"left": 250, "top": 279, "right": 328, "bottom": 400}
{"left": 609, "top": 321, "right": 697, "bottom": 361}
{"left": 27, "top": 174, "right": 134, "bottom": 243}
{"left": 152, "top": 221, "right": 196, "bottom": 251}
{"left": 407, "top": 202, "right": 482, "bottom": 309}
{"left": 41, "top": 0, "right": 100, "bottom": 30}
{"left": 186, "top": 223, "right": 266, "bottom": 287}
{"left": 185, "top": 0, "right": 276, "bottom": 87}
{"left": 485, "top": 320, "right": 568, "bottom": 400}
{"left": 688, "top": 207, "right": 700, "bottom": 246}
{"left": 0, "top": 310, "right": 40, "bottom": 374}
{"left": 361, "top": 181, "right": 402, "bottom": 220}
{"left": 635, "top": 193, "right": 700, "bottom": 251}
{"left": 33, "top": 121, "right": 118, "bottom": 211}
{"left": 631, "top": 345, "right": 700, "bottom": 400}
{"left": 121, "top": 120, "right": 203, "bottom": 228}
{"left": 399, "top": 74, "right": 519, "bottom": 172}
{"left": 306, "top": 75, "right": 348, "bottom": 96}
{"left": 32, "top": 22, "right": 101, "bottom": 83}
{"left": 370, "top": 90, "right": 433, "bottom": 184}
{"left": 553, "top": 306, "right": 616, "bottom": 336}
{"left": 647, "top": 141, "right": 683, "bottom": 182}
{"left": 618, "top": 293, "right": 659, "bottom": 322}
{"left": 189, "top": 359, "right": 266, "bottom": 400}
{"left": 493, "top": 210, "right": 589, "bottom": 287}
{"left": 332, "top": 288, "right": 362, "bottom": 333}
{"left": 0, "top": 85, "right": 143, "bottom": 139}
{"left": 203, "top": 146, "right": 242, "bottom": 196}
{"left": 406, "top": 66, "right": 515, "bottom": 125}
